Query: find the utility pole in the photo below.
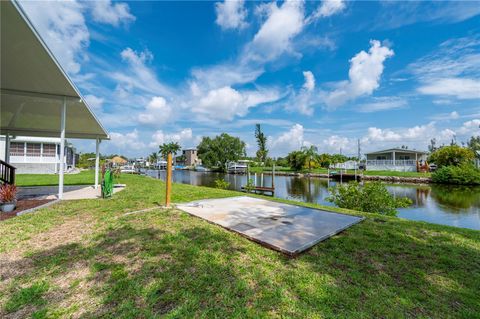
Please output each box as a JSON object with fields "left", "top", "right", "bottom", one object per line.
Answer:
{"left": 357, "top": 139, "right": 361, "bottom": 160}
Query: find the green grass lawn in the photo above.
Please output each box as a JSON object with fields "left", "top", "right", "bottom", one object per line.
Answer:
{"left": 1, "top": 174, "right": 479, "bottom": 318}
{"left": 16, "top": 170, "right": 96, "bottom": 187}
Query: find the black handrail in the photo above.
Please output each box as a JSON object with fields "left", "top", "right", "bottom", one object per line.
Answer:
{"left": 0, "top": 159, "right": 16, "bottom": 185}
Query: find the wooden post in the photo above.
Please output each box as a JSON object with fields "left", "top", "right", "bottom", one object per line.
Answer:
{"left": 272, "top": 164, "right": 275, "bottom": 189}
{"left": 165, "top": 152, "right": 172, "bottom": 207}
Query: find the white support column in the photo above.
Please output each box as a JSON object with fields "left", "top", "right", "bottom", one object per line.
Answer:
{"left": 94, "top": 138, "right": 100, "bottom": 189}
{"left": 392, "top": 151, "right": 396, "bottom": 166}
{"left": 4, "top": 133, "right": 10, "bottom": 163}
{"left": 58, "top": 97, "right": 66, "bottom": 199}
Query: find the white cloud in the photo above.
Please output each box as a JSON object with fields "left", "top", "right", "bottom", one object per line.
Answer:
{"left": 88, "top": 0, "right": 135, "bottom": 26}
{"left": 376, "top": 1, "right": 480, "bottom": 30}
{"left": 323, "top": 135, "right": 350, "bottom": 153}
{"left": 109, "top": 48, "right": 171, "bottom": 96}
{"left": 287, "top": 71, "right": 318, "bottom": 115}
{"left": 150, "top": 128, "right": 194, "bottom": 148}
{"left": 363, "top": 122, "right": 438, "bottom": 144}
{"left": 110, "top": 129, "right": 145, "bottom": 150}
{"left": 357, "top": 97, "right": 407, "bottom": 113}
{"left": 302, "top": 71, "right": 315, "bottom": 91}
{"left": 418, "top": 78, "right": 480, "bottom": 99}
{"left": 429, "top": 111, "right": 460, "bottom": 121}
{"left": 409, "top": 36, "right": 480, "bottom": 100}
{"left": 323, "top": 40, "right": 394, "bottom": 108}
{"left": 439, "top": 128, "right": 456, "bottom": 141}
{"left": 309, "top": 0, "right": 346, "bottom": 21}
{"left": 138, "top": 96, "right": 173, "bottom": 125}
{"left": 19, "top": 0, "right": 89, "bottom": 74}
{"left": 193, "top": 86, "right": 280, "bottom": 121}
{"left": 458, "top": 119, "right": 480, "bottom": 135}
{"left": 191, "top": 64, "right": 263, "bottom": 90}
{"left": 269, "top": 124, "right": 307, "bottom": 155}
{"left": 84, "top": 94, "right": 104, "bottom": 111}
{"left": 364, "top": 127, "right": 402, "bottom": 142}
{"left": 246, "top": 0, "right": 305, "bottom": 62}
{"left": 215, "top": 0, "right": 248, "bottom": 30}
{"left": 190, "top": 0, "right": 308, "bottom": 97}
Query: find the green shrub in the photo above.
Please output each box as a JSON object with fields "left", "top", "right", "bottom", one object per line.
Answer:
{"left": 286, "top": 150, "right": 307, "bottom": 171}
{"left": 214, "top": 179, "right": 230, "bottom": 190}
{"left": 327, "top": 182, "right": 412, "bottom": 216}
{"left": 431, "top": 164, "right": 480, "bottom": 185}
{"left": 428, "top": 145, "right": 475, "bottom": 168}
{"left": 244, "top": 179, "right": 255, "bottom": 193}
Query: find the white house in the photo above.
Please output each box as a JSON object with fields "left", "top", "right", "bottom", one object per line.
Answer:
{"left": 365, "top": 148, "right": 428, "bottom": 172}
{"left": 0, "top": 136, "right": 77, "bottom": 174}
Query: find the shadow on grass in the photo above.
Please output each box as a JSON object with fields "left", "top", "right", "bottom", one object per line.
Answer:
{"left": 1, "top": 223, "right": 254, "bottom": 318}
{"left": 1, "top": 214, "right": 479, "bottom": 318}
{"left": 291, "top": 218, "right": 480, "bottom": 318}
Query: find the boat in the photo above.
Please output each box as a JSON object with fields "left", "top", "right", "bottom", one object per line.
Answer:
{"left": 120, "top": 165, "right": 136, "bottom": 174}
{"left": 155, "top": 160, "right": 168, "bottom": 170}
{"left": 227, "top": 161, "right": 249, "bottom": 173}
{"left": 195, "top": 165, "right": 210, "bottom": 172}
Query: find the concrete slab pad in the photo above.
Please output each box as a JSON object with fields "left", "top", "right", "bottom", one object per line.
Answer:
{"left": 177, "top": 196, "right": 363, "bottom": 255}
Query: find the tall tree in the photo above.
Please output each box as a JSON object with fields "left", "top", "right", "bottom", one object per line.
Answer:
{"left": 255, "top": 124, "right": 268, "bottom": 165}
{"left": 197, "top": 133, "right": 246, "bottom": 172}
{"left": 301, "top": 145, "right": 319, "bottom": 172}
{"left": 428, "top": 138, "right": 437, "bottom": 153}
{"left": 158, "top": 142, "right": 181, "bottom": 207}
{"left": 467, "top": 135, "right": 480, "bottom": 153}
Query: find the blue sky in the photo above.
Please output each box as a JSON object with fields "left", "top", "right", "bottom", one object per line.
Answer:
{"left": 19, "top": 0, "right": 480, "bottom": 158}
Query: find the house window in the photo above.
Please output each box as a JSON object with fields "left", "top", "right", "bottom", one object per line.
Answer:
{"left": 26, "top": 143, "right": 41, "bottom": 156}
{"left": 10, "top": 142, "right": 24, "bottom": 156}
{"left": 43, "top": 144, "right": 56, "bottom": 157}
{"left": 399, "top": 155, "right": 410, "bottom": 160}
{"left": 376, "top": 156, "right": 387, "bottom": 160}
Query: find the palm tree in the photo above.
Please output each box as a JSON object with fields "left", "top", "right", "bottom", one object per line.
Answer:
{"left": 149, "top": 152, "right": 158, "bottom": 165}
{"left": 255, "top": 124, "right": 268, "bottom": 165}
{"left": 302, "top": 145, "right": 319, "bottom": 172}
{"left": 159, "top": 142, "right": 181, "bottom": 207}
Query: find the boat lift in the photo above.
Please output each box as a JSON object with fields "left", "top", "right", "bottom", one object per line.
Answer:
{"left": 241, "top": 164, "right": 276, "bottom": 196}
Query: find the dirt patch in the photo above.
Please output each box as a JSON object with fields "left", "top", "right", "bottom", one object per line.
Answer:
{"left": 0, "top": 200, "right": 55, "bottom": 221}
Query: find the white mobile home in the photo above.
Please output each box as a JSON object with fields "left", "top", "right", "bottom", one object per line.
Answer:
{"left": 0, "top": 136, "right": 77, "bottom": 174}
{"left": 365, "top": 148, "right": 428, "bottom": 172}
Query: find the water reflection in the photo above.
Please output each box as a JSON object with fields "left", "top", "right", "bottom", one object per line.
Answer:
{"left": 145, "top": 170, "right": 480, "bottom": 230}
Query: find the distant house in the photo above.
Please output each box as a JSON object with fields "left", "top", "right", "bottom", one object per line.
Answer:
{"left": 110, "top": 156, "right": 127, "bottom": 167}
{"left": 0, "top": 136, "right": 78, "bottom": 174}
{"left": 182, "top": 148, "right": 201, "bottom": 166}
{"left": 365, "top": 148, "right": 428, "bottom": 172}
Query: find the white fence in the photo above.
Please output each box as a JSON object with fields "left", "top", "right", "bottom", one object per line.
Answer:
{"left": 10, "top": 155, "right": 65, "bottom": 164}
{"left": 366, "top": 160, "right": 416, "bottom": 166}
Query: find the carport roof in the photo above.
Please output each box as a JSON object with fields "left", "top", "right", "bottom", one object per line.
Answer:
{"left": 0, "top": 0, "right": 109, "bottom": 140}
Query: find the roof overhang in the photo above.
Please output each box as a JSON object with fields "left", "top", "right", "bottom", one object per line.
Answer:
{"left": 365, "top": 149, "right": 428, "bottom": 155}
{"left": 0, "top": 0, "right": 109, "bottom": 140}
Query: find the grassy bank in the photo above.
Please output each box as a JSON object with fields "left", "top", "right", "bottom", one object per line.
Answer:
{"left": 16, "top": 170, "right": 96, "bottom": 187}
{"left": 1, "top": 174, "right": 479, "bottom": 318}
{"left": 249, "top": 166, "right": 431, "bottom": 178}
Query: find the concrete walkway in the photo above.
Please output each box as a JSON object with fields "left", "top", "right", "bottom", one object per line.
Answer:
{"left": 18, "top": 184, "right": 126, "bottom": 200}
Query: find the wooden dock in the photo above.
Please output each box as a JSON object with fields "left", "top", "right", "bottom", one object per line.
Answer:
{"left": 241, "top": 186, "right": 275, "bottom": 196}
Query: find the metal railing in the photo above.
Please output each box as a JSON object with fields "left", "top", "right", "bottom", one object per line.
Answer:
{"left": 0, "top": 160, "right": 16, "bottom": 185}
{"left": 366, "top": 160, "right": 416, "bottom": 166}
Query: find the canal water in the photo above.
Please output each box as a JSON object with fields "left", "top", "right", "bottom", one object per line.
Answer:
{"left": 144, "top": 170, "right": 480, "bottom": 230}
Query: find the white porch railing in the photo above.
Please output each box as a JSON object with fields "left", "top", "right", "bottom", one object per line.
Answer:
{"left": 10, "top": 155, "right": 65, "bottom": 164}
{"left": 366, "top": 160, "right": 416, "bottom": 166}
